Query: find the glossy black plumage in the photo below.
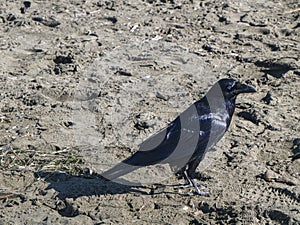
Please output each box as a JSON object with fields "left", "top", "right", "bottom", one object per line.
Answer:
{"left": 101, "top": 78, "right": 256, "bottom": 194}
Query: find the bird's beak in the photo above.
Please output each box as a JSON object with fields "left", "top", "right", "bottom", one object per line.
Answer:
{"left": 233, "top": 82, "right": 256, "bottom": 95}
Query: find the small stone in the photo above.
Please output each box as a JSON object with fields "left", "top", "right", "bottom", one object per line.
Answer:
{"left": 115, "top": 70, "right": 132, "bottom": 76}
{"left": 293, "top": 138, "right": 300, "bottom": 146}
{"left": 182, "top": 205, "right": 189, "bottom": 211}
{"left": 156, "top": 92, "right": 169, "bottom": 101}
{"left": 53, "top": 55, "right": 74, "bottom": 64}
{"left": 7, "top": 14, "right": 16, "bottom": 21}
{"left": 134, "top": 121, "right": 149, "bottom": 130}
{"left": 261, "top": 92, "right": 272, "bottom": 104}
{"left": 264, "top": 170, "right": 278, "bottom": 182}
{"left": 24, "top": 1, "right": 31, "bottom": 8}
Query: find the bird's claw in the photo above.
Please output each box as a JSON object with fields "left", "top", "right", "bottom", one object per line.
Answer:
{"left": 179, "top": 181, "right": 210, "bottom": 196}
{"left": 193, "top": 183, "right": 210, "bottom": 196}
{"left": 195, "top": 189, "right": 210, "bottom": 197}
{"left": 184, "top": 189, "right": 210, "bottom": 197}
{"left": 179, "top": 182, "right": 206, "bottom": 189}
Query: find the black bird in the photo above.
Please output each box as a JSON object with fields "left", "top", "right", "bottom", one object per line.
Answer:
{"left": 101, "top": 78, "right": 256, "bottom": 195}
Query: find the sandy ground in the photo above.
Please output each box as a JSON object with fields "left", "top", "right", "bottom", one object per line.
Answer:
{"left": 0, "top": 0, "right": 299, "bottom": 224}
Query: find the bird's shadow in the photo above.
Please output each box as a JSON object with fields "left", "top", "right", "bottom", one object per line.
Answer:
{"left": 34, "top": 170, "right": 201, "bottom": 202}
{"left": 33, "top": 171, "right": 210, "bottom": 217}
{"left": 34, "top": 171, "right": 149, "bottom": 200}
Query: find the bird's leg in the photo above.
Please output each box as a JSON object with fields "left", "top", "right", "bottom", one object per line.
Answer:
{"left": 180, "top": 171, "right": 201, "bottom": 188}
{"left": 179, "top": 170, "right": 194, "bottom": 188}
{"left": 181, "top": 171, "right": 210, "bottom": 196}
{"left": 190, "top": 178, "right": 210, "bottom": 196}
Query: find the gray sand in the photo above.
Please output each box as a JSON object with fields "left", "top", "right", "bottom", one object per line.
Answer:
{"left": 0, "top": 1, "right": 299, "bottom": 224}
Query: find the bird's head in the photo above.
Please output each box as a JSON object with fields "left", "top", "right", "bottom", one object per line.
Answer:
{"left": 217, "top": 78, "right": 256, "bottom": 100}
{"left": 205, "top": 78, "right": 256, "bottom": 116}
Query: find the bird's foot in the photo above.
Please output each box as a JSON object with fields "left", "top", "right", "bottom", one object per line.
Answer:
{"left": 193, "top": 186, "right": 210, "bottom": 197}
{"left": 181, "top": 171, "right": 210, "bottom": 196}
{"left": 179, "top": 182, "right": 207, "bottom": 189}
{"left": 179, "top": 182, "right": 210, "bottom": 196}
{"left": 184, "top": 189, "right": 210, "bottom": 197}
{"left": 191, "top": 178, "right": 210, "bottom": 196}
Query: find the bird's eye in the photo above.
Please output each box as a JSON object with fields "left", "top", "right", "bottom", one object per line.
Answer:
{"left": 226, "top": 82, "right": 236, "bottom": 91}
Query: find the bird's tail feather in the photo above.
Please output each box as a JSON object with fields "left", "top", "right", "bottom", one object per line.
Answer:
{"left": 100, "top": 162, "right": 140, "bottom": 181}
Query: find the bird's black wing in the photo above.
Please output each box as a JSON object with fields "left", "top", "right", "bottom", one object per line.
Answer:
{"left": 101, "top": 98, "right": 216, "bottom": 180}
{"left": 101, "top": 116, "right": 182, "bottom": 180}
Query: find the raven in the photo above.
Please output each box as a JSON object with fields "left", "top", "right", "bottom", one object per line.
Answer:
{"left": 101, "top": 78, "right": 256, "bottom": 195}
